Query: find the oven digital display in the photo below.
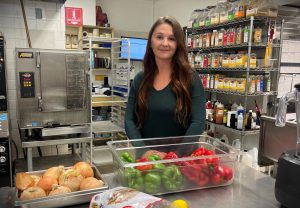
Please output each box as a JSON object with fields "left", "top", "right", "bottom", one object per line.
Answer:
{"left": 19, "top": 72, "right": 35, "bottom": 98}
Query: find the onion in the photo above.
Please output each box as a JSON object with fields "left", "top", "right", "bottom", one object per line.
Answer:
{"left": 59, "top": 169, "right": 84, "bottom": 192}
{"left": 16, "top": 172, "right": 34, "bottom": 191}
{"left": 20, "top": 187, "right": 46, "bottom": 200}
{"left": 30, "top": 175, "right": 41, "bottom": 186}
{"left": 80, "top": 177, "right": 104, "bottom": 190}
{"left": 73, "top": 161, "right": 94, "bottom": 178}
{"left": 43, "top": 165, "right": 64, "bottom": 180}
{"left": 48, "top": 184, "right": 71, "bottom": 196}
{"left": 37, "top": 176, "right": 58, "bottom": 192}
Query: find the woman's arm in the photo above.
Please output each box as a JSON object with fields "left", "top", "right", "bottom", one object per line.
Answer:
{"left": 125, "top": 72, "right": 145, "bottom": 146}
{"left": 184, "top": 72, "right": 206, "bottom": 136}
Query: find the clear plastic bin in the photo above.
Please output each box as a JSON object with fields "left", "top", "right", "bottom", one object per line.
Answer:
{"left": 107, "top": 135, "right": 240, "bottom": 195}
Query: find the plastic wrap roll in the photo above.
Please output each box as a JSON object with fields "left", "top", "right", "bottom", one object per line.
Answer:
{"left": 83, "top": 31, "right": 88, "bottom": 38}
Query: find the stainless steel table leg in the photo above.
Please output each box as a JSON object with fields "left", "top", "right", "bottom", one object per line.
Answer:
{"left": 72, "top": 144, "right": 76, "bottom": 154}
{"left": 27, "top": 147, "right": 33, "bottom": 171}
{"left": 81, "top": 143, "right": 86, "bottom": 161}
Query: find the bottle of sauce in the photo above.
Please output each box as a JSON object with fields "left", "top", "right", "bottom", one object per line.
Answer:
{"left": 230, "top": 113, "right": 236, "bottom": 128}
{"left": 223, "top": 104, "right": 228, "bottom": 125}
{"left": 206, "top": 100, "right": 213, "bottom": 120}
{"left": 246, "top": 110, "right": 253, "bottom": 130}
{"left": 216, "top": 102, "right": 224, "bottom": 124}
{"left": 237, "top": 112, "right": 244, "bottom": 130}
{"left": 213, "top": 101, "right": 220, "bottom": 122}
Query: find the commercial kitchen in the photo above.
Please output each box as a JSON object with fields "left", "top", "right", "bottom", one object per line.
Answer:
{"left": 0, "top": 0, "right": 300, "bottom": 207}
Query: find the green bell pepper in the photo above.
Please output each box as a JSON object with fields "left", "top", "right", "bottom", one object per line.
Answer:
{"left": 147, "top": 154, "right": 161, "bottom": 161}
{"left": 123, "top": 167, "right": 143, "bottom": 190}
{"left": 161, "top": 165, "right": 183, "bottom": 191}
{"left": 153, "top": 163, "right": 165, "bottom": 170}
{"left": 121, "top": 152, "right": 135, "bottom": 163}
{"left": 144, "top": 171, "right": 161, "bottom": 194}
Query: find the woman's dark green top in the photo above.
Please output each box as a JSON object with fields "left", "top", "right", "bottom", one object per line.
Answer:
{"left": 125, "top": 71, "right": 205, "bottom": 146}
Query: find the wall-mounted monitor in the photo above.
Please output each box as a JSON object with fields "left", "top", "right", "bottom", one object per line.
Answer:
{"left": 120, "top": 37, "right": 148, "bottom": 61}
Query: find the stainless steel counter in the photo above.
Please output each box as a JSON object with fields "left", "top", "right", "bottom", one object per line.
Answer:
{"left": 4, "top": 163, "right": 281, "bottom": 208}
{"left": 162, "top": 163, "right": 280, "bottom": 208}
{"left": 68, "top": 163, "right": 281, "bottom": 208}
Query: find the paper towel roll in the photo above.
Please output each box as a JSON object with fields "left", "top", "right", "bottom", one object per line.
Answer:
{"left": 93, "top": 28, "right": 100, "bottom": 37}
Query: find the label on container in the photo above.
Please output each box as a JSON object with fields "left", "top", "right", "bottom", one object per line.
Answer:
{"left": 256, "top": 78, "right": 261, "bottom": 92}
{"left": 220, "top": 13, "right": 227, "bottom": 23}
{"left": 243, "top": 27, "right": 249, "bottom": 43}
{"left": 223, "top": 32, "right": 228, "bottom": 46}
{"left": 229, "top": 30, "right": 235, "bottom": 45}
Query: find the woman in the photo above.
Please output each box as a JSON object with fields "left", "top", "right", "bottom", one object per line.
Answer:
{"left": 125, "top": 16, "right": 205, "bottom": 156}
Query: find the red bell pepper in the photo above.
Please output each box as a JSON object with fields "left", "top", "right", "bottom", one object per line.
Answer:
{"left": 191, "top": 147, "right": 206, "bottom": 157}
{"left": 209, "top": 165, "right": 233, "bottom": 185}
{"left": 135, "top": 157, "right": 153, "bottom": 171}
{"left": 196, "top": 172, "right": 209, "bottom": 186}
{"left": 163, "top": 152, "right": 179, "bottom": 166}
{"left": 210, "top": 173, "right": 223, "bottom": 185}
{"left": 163, "top": 152, "right": 179, "bottom": 160}
{"left": 221, "top": 165, "right": 233, "bottom": 181}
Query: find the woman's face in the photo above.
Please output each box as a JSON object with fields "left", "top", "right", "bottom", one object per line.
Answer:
{"left": 150, "top": 23, "right": 177, "bottom": 62}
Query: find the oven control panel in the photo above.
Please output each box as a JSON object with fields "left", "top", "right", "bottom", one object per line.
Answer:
{"left": 19, "top": 72, "right": 35, "bottom": 98}
{"left": 0, "top": 113, "right": 8, "bottom": 137}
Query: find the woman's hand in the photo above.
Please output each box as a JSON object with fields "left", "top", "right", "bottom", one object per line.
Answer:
{"left": 142, "top": 150, "right": 167, "bottom": 159}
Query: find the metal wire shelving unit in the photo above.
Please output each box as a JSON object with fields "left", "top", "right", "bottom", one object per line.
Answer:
{"left": 187, "top": 16, "right": 284, "bottom": 149}
{"left": 83, "top": 37, "right": 130, "bottom": 165}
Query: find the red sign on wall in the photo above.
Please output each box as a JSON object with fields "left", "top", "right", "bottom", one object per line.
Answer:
{"left": 65, "top": 7, "right": 83, "bottom": 26}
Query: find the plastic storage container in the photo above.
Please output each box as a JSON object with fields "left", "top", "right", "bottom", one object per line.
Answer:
{"left": 108, "top": 135, "right": 240, "bottom": 195}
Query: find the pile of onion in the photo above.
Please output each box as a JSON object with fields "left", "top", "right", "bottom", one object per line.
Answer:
{"left": 16, "top": 161, "right": 104, "bottom": 200}
{"left": 80, "top": 177, "right": 104, "bottom": 190}
{"left": 20, "top": 187, "right": 46, "bottom": 200}
{"left": 43, "top": 165, "right": 64, "bottom": 180}
{"left": 73, "top": 162, "right": 94, "bottom": 178}
{"left": 16, "top": 172, "right": 34, "bottom": 191}
{"left": 59, "top": 169, "right": 84, "bottom": 192}
{"left": 37, "top": 176, "right": 58, "bottom": 192}
{"left": 48, "top": 184, "right": 71, "bottom": 196}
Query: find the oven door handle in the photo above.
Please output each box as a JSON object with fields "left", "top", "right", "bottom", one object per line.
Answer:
{"left": 36, "top": 52, "right": 40, "bottom": 68}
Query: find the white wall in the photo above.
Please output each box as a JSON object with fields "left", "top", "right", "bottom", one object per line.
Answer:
{"left": 97, "top": 0, "right": 219, "bottom": 34}
{"left": 97, "top": 0, "right": 153, "bottom": 33}
{"left": 65, "top": 0, "right": 96, "bottom": 25}
{"left": 0, "top": 0, "right": 66, "bottom": 158}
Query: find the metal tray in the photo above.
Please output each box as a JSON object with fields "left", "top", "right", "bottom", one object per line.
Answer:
{"left": 15, "top": 165, "right": 109, "bottom": 208}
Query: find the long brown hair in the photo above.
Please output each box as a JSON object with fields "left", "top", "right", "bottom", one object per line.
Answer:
{"left": 136, "top": 16, "right": 193, "bottom": 129}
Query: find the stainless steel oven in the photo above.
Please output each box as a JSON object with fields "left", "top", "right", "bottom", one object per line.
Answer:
{"left": 0, "top": 35, "right": 7, "bottom": 111}
{"left": 15, "top": 48, "right": 91, "bottom": 137}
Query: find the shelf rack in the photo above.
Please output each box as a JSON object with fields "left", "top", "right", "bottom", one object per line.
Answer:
{"left": 187, "top": 15, "right": 284, "bottom": 150}
{"left": 188, "top": 43, "right": 281, "bottom": 52}
{"left": 84, "top": 37, "right": 130, "bottom": 165}
{"left": 194, "top": 67, "right": 279, "bottom": 72}
{"left": 205, "top": 121, "right": 260, "bottom": 136}
{"left": 204, "top": 88, "right": 277, "bottom": 96}
{"left": 187, "top": 17, "right": 275, "bottom": 33}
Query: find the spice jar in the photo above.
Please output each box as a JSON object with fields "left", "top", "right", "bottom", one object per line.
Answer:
{"left": 222, "top": 54, "right": 230, "bottom": 67}
{"left": 229, "top": 54, "right": 236, "bottom": 68}
{"left": 250, "top": 53, "right": 257, "bottom": 68}
{"left": 236, "top": 26, "right": 243, "bottom": 45}
{"left": 254, "top": 27, "right": 262, "bottom": 43}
